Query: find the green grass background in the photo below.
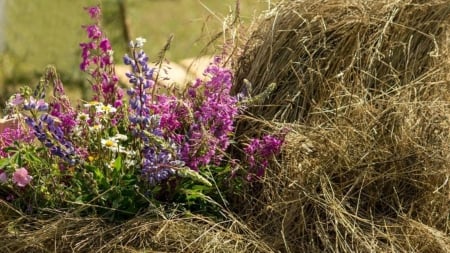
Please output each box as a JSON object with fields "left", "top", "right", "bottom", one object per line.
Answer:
{"left": 0, "top": 0, "right": 266, "bottom": 94}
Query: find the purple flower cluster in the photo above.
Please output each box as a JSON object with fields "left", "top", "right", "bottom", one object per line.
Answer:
{"left": 0, "top": 126, "right": 35, "bottom": 157}
{"left": 123, "top": 44, "right": 154, "bottom": 126}
{"left": 181, "top": 57, "right": 238, "bottom": 170}
{"left": 124, "top": 38, "right": 184, "bottom": 184}
{"left": 80, "top": 6, "right": 123, "bottom": 107}
{"left": 142, "top": 148, "right": 182, "bottom": 185}
{"left": 244, "top": 135, "right": 284, "bottom": 180}
{"left": 25, "top": 115, "right": 78, "bottom": 165}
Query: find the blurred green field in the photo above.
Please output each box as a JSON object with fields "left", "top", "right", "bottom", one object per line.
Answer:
{"left": 0, "top": 0, "right": 266, "bottom": 103}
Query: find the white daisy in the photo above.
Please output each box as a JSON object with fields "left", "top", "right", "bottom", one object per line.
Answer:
{"left": 95, "top": 104, "right": 117, "bottom": 114}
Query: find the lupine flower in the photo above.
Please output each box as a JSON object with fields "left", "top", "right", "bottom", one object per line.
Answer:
{"left": 7, "top": 93, "right": 24, "bottom": 107}
{"left": 124, "top": 38, "right": 186, "bottom": 184}
{"left": 142, "top": 148, "right": 183, "bottom": 186}
{"left": 23, "top": 97, "right": 49, "bottom": 112}
{"left": 25, "top": 115, "right": 79, "bottom": 165}
{"left": 12, "top": 168, "right": 32, "bottom": 187}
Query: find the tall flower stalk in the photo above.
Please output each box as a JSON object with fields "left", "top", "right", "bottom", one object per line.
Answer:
{"left": 124, "top": 38, "right": 183, "bottom": 185}
{"left": 80, "top": 5, "right": 123, "bottom": 107}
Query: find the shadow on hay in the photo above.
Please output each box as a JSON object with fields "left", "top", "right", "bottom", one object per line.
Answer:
{"left": 231, "top": 0, "right": 450, "bottom": 252}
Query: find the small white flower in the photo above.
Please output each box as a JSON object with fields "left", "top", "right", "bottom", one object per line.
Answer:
{"left": 135, "top": 37, "right": 147, "bottom": 47}
{"left": 101, "top": 138, "right": 119, "bottom": 150}
{"left": 124, "top": 158, "right": 137, "bottom": 168}
{"left": 112, "top": 133, "right": 128, "bottom": 141}
{"left": 77, "top": 112, "right": 90, "bottom": 122}
{"left": 89, "top": 124, "right": 103, "bottom": 132}
{"left": 95, "top": 104, "right": 117, "bottom": 114}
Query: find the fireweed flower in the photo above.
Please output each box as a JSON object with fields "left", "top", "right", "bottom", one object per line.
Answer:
{"left": 80, "top": 6, "right": 123, "bottom": 107}
{"left": 244, "top": 134, "right": 284, "bottom": 180}
{"left": 48, "top": 70, "right": 78, "bottom": 134}
{"left": 12, "top": 167, "right": 32, "bottom": 187}
{"left": 181, "top": 57, "right": 239, "bottom": 170}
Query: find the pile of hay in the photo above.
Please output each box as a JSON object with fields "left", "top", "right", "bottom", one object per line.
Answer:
{"left": 232, "top": 0, "right": 450, "bottom": 252}
{"left": 234, "top": 0, "right": 450, "bottom": 124}
{"left": 0, "top": 203, "right": 273, "bottom": 252}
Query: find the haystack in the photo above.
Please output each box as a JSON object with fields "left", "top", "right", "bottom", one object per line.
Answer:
{"left": 232, "top": 0, "right": 450, "bottom": 252}
{"left": 234, "top": 0, "right": 450, "bottom": 124}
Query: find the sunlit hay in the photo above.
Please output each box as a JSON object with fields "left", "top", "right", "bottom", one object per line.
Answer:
{"left": 0, "top": 204, "right": 274, "bottom": 253}
{"left": 235, "top": 83, "right": 449, "bottom": 251}
{"left": 233, "top": 0, "right": 450, "bottom": 124}
{"left": 229, "top": 1, "right": 450, "bottom": 251}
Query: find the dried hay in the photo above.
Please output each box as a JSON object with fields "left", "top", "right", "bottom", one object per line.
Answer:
{"left": 238, "top": 96, "right": 449, "bottom": 251}
{"left": 234, "top": 0, "right": 450, "bottom": 124}
{"left": 0, "top": 203, "right": 274, "bottom": 253}
{"left": 230, "top": 0, "right": 450, "bottom": 252}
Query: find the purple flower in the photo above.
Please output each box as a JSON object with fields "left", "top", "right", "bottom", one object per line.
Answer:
{"left": 26, "top": 115, "right": 79, "bottom": 165}
{"left": 181, "top": 60, "right": 238, "bottom": 170}
{"left": 244, "top": 134, "right": 284, "bottom": 180}
{"left": 85, "top": 6, "right": 101, "bottom": 19}
{"left": 80, "top": 6, "right": 123, "bottom": 107}
{"left": 0, "top": 170, "right": 7, "bottom": 183}
{"left": 7, "top": 94, "right": 24, "bottom": 107}
{"left": 142, "top": 148, "right": 183, "bottom": 185}
{"left": 84, "top": 25, "right": 102, "bottom": 39}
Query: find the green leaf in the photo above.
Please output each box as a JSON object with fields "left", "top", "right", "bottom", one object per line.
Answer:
{"left": 182, "top": 189, "right": 209, "bottom": 202}
{"left": 0, "top": 158, "right": 10, "bottom": 169}
{"left": 24, "top": 152, "right": 41, "bottom": 164}
{"left": 113, "top": 155, "right": 122, "bottom": 172}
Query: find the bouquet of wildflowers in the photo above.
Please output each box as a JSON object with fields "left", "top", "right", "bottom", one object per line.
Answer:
{"left": 0, "top": 6, "right": 283, "bottom": 216}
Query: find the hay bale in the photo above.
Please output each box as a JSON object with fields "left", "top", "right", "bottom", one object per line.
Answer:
{"left": 234, "top": 0, "right": 450, "bottom": 123}
{"left": 230, "top": 0, "right": 450, "bottom": 252}
{"left": 237, "top": 91, "right": 449, "bottom": 251}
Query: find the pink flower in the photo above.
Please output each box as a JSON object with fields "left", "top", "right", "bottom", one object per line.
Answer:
{"left": 12, "top": 168, "right": 32, "bottom": 187}
{"left": 0, "top": 170, "right": 7, "bottom": 183}
{"left": 85, "top": 6, "right": 101, "bottom": 19}
{"left": 85, "top": 25, "right": 102, "bottom": 39}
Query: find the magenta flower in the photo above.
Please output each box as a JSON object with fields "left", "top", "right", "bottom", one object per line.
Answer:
{"left": 0, "top": 170, "right": 7, "bottom": 183}
{"left": 80, "top": 6, "right": 123, "bottom": 107}
{"left": 84, "top": 25, "right": 102, "bottom": 39}
{"left": 85, "top": 6, "right": 101, "bottom": 19}
{"left": 12, "top": 168, "right": 32, "bottom": 187}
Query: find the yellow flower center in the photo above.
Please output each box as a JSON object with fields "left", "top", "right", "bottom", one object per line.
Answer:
{"left": 104, "top": 140, "right": 115, "bottom": 147}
